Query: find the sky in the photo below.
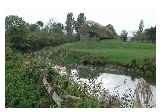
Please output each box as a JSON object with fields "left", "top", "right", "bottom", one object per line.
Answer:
{"left": 4, "top": 0, "right": 156, "bottom": 34}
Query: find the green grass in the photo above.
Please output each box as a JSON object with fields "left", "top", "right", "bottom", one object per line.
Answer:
{"left": 33, "top": 39, "right": 155, "bottom": 84}
{"left": 61, "top": 39, "right": 155, "bottom": 65}
{"left": 6, "top": 39, "right": 156, "bottom": 107}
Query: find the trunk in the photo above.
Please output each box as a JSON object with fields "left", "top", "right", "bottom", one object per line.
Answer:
{"left": 42, "top": 74, "right": 63, "bottom": 107}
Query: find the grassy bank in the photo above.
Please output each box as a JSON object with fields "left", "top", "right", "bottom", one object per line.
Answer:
{"left": 61, "top": 39, "right": 155, "bottom": 65}
{"left": 36, "top": 39, "right": 155, "bottom": 65}
{"left": 34, "top": 39, "right": 155, "bottom": 84}
{"left": 6, "top": 39, "right": 156, "bottom": 107}
{"left": 5, "top": 48, "right": 106, "bottom": 107}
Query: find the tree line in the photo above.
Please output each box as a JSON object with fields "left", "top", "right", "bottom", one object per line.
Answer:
{"left": 5, "top": 13, "right": 156, "bottom": 52}
{"left": 5, "top": 13, "right": 117, "bottom": 52}
{"left": 120, "top": 19, "right": 156, "bottom": 42}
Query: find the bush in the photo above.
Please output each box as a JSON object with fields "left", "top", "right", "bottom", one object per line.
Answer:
{"left": 5, "top": 52, "right": 49, "bottom": 107}
{"left": 17, "top": 32, "right": 78, "bottom": 52}
{"left": 5, "top": 15, "right": 31, "bottom": 51}
{"left": 80, "top": 55, "right": 106, "bottom": 66}
{"left": 127, "top": 58, "right": 156, "bottom": 84}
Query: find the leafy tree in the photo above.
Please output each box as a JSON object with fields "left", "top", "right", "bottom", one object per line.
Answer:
{"left": 65, "top": 12, "right": 74, "bottom": 37}
{"left": 29, "top": 21, "right": 44, "bottom": 32}
{"left": 5, "top": 15, "right": 26, "bottom": 32}
{"left": 29, "top": 24, "right": 40, "bottom": 32}
{"left": 120, "top": 30, "right": 128, "bottom": 42}
{"left": 36, "top": 21, "right": 44, "bottom": 30}
{"left": 139, "top": 19, "right": 144, "bottom": 32}
{"left": 53, "top": 23, "right": 64, "bottom": 33}
{"left": 79, "top": 20, "right": 99, "bottom": 38}
{"left": 79, "top": 21, "right": 116, "bottom": 39}
{"left": 44, "top": 19, "right": 64, "bottom": 33}
{"left": 75, "top": 13, "right": 86, "bottom": 39}
{"left": 5, "top": 15, "right": 30, "bottom": 51}
{"left": 36, "top": 21, "right": 44, "bottom": 27}
{"left": 133, "top": 19, "right": 145, "bottom": 41}
{"left": 106, "top": 24, "right": 117, "bottom": 38}
{"left": 145, "top": 26, "right": 156, "bottom": 43}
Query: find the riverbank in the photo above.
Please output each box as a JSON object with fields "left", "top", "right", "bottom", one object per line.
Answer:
{"left": 53, "top": 64, "right": 156, "bottom": 108}
{"left": 34, "top": 39, "right": 155, "bottom": 84}
{"left": 5, "top": 39, "right": 156, "bottom": 107}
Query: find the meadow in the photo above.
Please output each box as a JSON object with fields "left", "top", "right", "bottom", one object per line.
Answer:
{"left": 61, "top": 39, "right": 155, "bottom": 65}
{"left": 5, "top": 15, "right": 156, "bottom": 108}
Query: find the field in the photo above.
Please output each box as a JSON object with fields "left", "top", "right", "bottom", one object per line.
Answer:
{"left": 5, "top": 14, "right": 156, "bottom": 108}
{"left": 59, "top": 39, "right": 155, "bottom": 65}
{"left": 5, "top": 38, "right": 156, "bottom": 108}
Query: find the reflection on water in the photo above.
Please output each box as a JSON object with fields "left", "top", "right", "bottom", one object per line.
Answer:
{"left": 54, "top": 65, "right": 156, "bottom": 108}
{"left": 69, "top": 66, "right": 156, "bottom": 108}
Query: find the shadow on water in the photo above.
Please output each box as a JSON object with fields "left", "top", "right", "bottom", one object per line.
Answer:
{"left": 66, "top": 64, "right": 136, "bottom": 80}
{"left": 65, "top": 64, "right": 156, "bottom": 108}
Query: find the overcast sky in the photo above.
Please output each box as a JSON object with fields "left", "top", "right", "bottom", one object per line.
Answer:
{"left": 4, "top": 0, "right": 155, "bottom": 34}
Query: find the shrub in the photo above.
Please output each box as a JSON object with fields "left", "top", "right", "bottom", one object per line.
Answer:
{"left": 5, "top": 52, "right": 49, "bottom": 107}
{"left": 127, "top": 58, "right": 156, "bottom": 84}
{"left": 80, "top": 55, "right": 106, "bottom": 66}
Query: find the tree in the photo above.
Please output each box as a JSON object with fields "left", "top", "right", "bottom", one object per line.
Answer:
{"left": 75, "top": 13, "right": 86, "bottom": 39}
{"left": 139, "top": 19, "right": 144, "bottom": 32}
{"left": 29, "top": 24, "right": 40, "bottom": 32}
{"left": 79, "top": 20, "right": 116, "bottom": 39}
{"left": 5, "top": 15, "right": 26, "bottom": 32}
{"left": 120, "top": 30, "right": 128, "bottom": 42}
{"left": 5, "top": 15, "right": 30, "bottom": 51}
{"left": 106, "top": 24, "right": 117, "bottom": 38}
{"left": 29, "top": 21, "right": 44, "bottom": 32}
{"left": 144, "top": 26, "right": 156, "bottom": 43}
{"left": 44, "top": 19, "right": 64, "bottom": 33}
{"left": 80, "top": 20, "right": 101, "bottom": 38}
{"left": 133, "top": 19, "right": 145, "bottom": 41}
{"left": 36, "top": 21, "right": 44, "bottom": 27}
{"left": 65, "top": 12, "right": 74, "bottom": 37}
{"left": 36, "top": 21, "right": 44, "bottom": 30}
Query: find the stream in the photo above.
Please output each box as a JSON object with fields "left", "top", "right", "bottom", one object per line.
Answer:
{"left": 54, "top": 65, "right": 156, "bottom": 108}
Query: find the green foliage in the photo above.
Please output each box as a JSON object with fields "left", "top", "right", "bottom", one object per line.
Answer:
{"left": 27, "top": 32, "right": 67, "bottom": 51}
{"left": 29, "top": 24, "right": 40, "bottom": 32}
{"left": 5, "top": 15, "right": 30, "bottom": 51}
{"left": 29, "top": 21, "right": 43, "bottom": 32}
{"left": 5, "top": 15, "right": 26, "bottom": 32}
{"left": 80, "top": 21, "right": 117, "bottom": 39}
{"left": 139, "top": 19, "right": 144, "bottom": 32}
{"left": 46, "top": 67, "right": 105, "bottom": 108}
{"left": 127, "top": 58, "right": 156, "bottom": 84}
{"left": 120, "top": 30, "right": 128, "bottom": 42}
{"left": 134, "top": 31, "right": 146, "bottom": 41}
{"left": 105, "top": 24, "right": 117, "bottom": 38}
{"left": 74, "top": 13, "right": 86, "bottom": 39}
{"left": 35, "top": 39, "right": 155, "bottom": 66}
{"left": 5, "top": 15, "right": 71, "bottom": 52}
{"left": 65, "top": 12, "right": 75, "bottom": 36}
{"left": 80, "top": 55, "right": 106, "bottom": 66}
{"left": 44, "top": 19, "right": 64, "bottom": 33}
{"left": 5, "top": 46, "right": 14, "bottom": 60}
{"left": 5, "top": 52, "right": 50, "bottom": 107}
{"left": 80, "top": 21, "right": 99, "bottom": 38}
{"left": 144, "top": 26, "right": 156, "bottom": 43}
{"left": 6, "top": 26, "right": 76, "bottom": 52}
{"left": 132, "top": 20, "right": 155, "bottom": 43}
{"left": 5, "top": 14, "right": 156, "bottom": 108}
{"left": 36, "top": 21, "right": 44, "bottom": 27}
